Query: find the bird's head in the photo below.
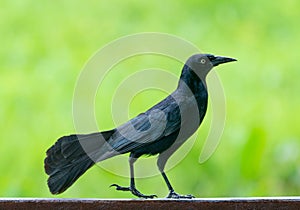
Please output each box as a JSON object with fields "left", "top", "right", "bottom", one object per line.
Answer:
{"left": 185, "top": 53, "right": 237, "bottom": 77}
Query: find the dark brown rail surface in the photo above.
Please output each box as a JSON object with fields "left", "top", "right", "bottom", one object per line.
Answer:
{"left": 1, "top": 197, "right": 300, "bottom": 210}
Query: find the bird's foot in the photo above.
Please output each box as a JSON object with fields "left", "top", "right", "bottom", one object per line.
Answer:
{"left": 110, "top": 184, "right": 157, "bottom": 199}
{"left": 166, "top": 190, "right": 195, "bottom": 199}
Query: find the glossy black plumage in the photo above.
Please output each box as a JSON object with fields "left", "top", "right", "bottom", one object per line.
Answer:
{"left": 44, "top": 53, "right": 236, "bottom": 198}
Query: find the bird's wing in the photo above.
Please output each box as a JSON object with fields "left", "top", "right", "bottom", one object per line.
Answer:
{"left": 107, "top": 97, "right": 181, "bottom": 154}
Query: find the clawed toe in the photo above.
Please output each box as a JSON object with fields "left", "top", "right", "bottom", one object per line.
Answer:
{"left": 166, "top": 190, "right": 195, "bottom": 199}
{"left": 132, "top": 189, "right": 157, "bottom": 199}
{"left": 110, "top": 184, "right": 157, "bottom": 199}
{"left": 110, "top": 184, "right": 130, "bottom": 191}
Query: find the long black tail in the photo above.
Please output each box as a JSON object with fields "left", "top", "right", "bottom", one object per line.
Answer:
{"left": 44, "top": 130, "right": 114, "bottom": 194}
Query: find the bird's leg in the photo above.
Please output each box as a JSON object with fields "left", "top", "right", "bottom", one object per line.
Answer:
{"left": 161, "top": 171, "right": 195, "bottom": 199}
{"left": 110, "top": 157, "right": 157, "bottom": 199}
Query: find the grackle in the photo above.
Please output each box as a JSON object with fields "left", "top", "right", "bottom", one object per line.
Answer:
{"left": 44, "top": 53, "right": 236, "bottom": 198}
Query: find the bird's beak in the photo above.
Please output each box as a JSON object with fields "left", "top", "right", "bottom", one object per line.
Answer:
{"left": 211, "top": 56, "right": 237, "bottom": 67}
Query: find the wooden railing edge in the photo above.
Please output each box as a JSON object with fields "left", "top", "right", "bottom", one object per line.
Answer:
{"left": 1, "top": 197, "right": 300, "bottom": 209}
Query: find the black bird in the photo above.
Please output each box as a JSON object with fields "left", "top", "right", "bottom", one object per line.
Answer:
{"left": 44, "top": 53, "right": 236, "bottom": 198}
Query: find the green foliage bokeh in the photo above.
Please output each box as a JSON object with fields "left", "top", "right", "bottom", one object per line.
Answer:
{"left": 1, "top": 0, "right": 300, "bottom": 198}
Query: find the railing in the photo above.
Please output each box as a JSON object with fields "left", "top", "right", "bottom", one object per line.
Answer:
{"left": 1, "top": 197, "right": 300, "bottom": 209}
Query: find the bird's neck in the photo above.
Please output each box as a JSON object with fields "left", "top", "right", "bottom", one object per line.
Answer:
{"left": 176, "top": 65, "right": 209, "bottom": 132}
{"left": 177, "top": 65, "right": 208, "bottom": 95}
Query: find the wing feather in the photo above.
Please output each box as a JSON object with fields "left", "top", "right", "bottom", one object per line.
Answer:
{"left": 107, "top": 96, "right": 181, "bottom": 154}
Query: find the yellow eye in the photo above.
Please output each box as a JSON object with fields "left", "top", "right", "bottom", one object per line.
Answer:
{"left": 200, "top": 58, "right": 206, "bottom": 64}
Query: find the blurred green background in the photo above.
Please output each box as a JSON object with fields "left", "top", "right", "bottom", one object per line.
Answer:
{"left": 1, "top": 0, "right": 300, "bottom": 198}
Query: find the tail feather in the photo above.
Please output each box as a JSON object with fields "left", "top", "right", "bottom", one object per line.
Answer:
{"left": 44, "top": 130, "right": 114, "bottom": 194}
